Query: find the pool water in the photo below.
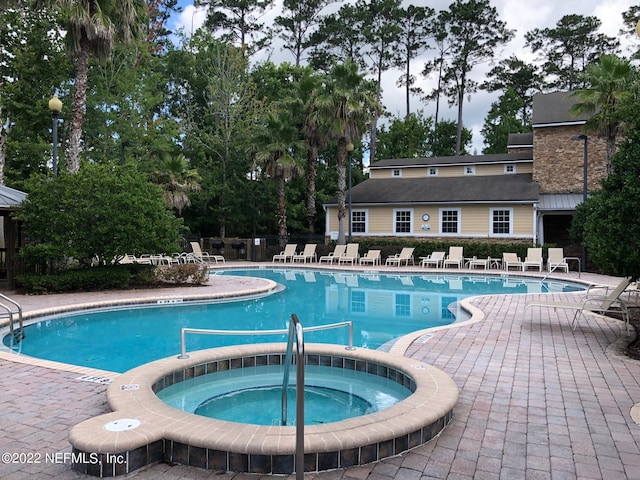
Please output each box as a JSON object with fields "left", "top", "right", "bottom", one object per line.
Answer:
{"left": 158, "top": 364, "right": 411, "bottom": 425}
{"left": 3, "top": 269, "right": 584, "bottom": 373}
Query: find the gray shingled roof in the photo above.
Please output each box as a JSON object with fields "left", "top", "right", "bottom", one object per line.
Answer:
{"left": 507, "top": 132, "right": 533, "bottom": 147}
{"left": 532, "top": 91, "right": 590, "bottom": 125}
{"left": 325, "top": 174, "right": 539, "bottom": 206}
{"left": 370, "top": 151, "right": 532, "bottom": 169}
{"left": 0, "top": 185, "right": 26, "bottom": 210}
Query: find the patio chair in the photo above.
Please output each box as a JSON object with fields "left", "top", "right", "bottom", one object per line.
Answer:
{"left": 292, "top": 244, "right": 317, "bottom": 263}
{"left": 359, "top": 250, "right": 381, "bottom": 266}
{"left": 385, "top": 247, "right": 415, "bottom": 266}
{"left": 443, "top": 246, "right": 464, "bottom": 268}
{"left": 190, "top": 241, "right": 225, "bottom": 264}
{"left": 547, "top": 248, "right": 569, "bottom": 273}
{"left": 468, "top": 256, "right": 490, "bottom": 269}
{"left": 523, "top": 247, "right": 543, "bottom": 271}
{"left": 319, "top": 244, "right": 346, "bottom": 264}
{"left": 524, "top": 277, "right": 632, "bottom": 332}
{"left": 338, "top": 243, "right": 360, "bottom": 265}
{"left": 420, "top": 251, "right": 445, "bottom": 268}
{"left": 502, "top": 252, "right": 523, "bottom": 271}
{"left": 273, "top": 243, "right": 297, "bottom": 262}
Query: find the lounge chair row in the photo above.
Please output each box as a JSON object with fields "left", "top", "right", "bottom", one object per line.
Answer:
{"left": 272, "top": 244, "right": 574, "bottom": 272}
{"left": 119, "top": 242, "right": 226, "bottom": 266}
{"left": 420, "top": 247, "right": 572, "bottom": 272}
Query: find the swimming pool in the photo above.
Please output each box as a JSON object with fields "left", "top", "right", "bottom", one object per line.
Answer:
{"left": 3, "top": 269, "right": 584, "bottom": 373}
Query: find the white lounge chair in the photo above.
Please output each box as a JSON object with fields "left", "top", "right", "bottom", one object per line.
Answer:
{"left": 293, "top": 244, "right": 317, "bottom": 263}
{"left": 273, "top": 243, "right": 297, "bottom": 262}
{"left": 319, "top": 244, "right": 346, "bottom": 264}
{"left": 443, "top": 246, "right": 464, "bottom": 268}
{"left": 547, "top": 248, "right": 569, "bottom": 272}
{"left": 502, "top": 252, "right": 523, "bottom": 271}
{"left": 523, "top": 247, "right": 543, "bottom": 271}
{"left": 385, "top": 247, "right": 415, "bottom": 266}
{"left": 338, "top": 243, "right": 360, "bottom": 265}
{"left": 420, "top": 251, "right": 445, "bottom": 268}
{"left": 468, "top": 257, "right": 490, "bottom": 269}
{"left": 359, "top": 250, "right": 381, "bottom": 266}
{"left": 524, "top": 277, "right": 632, "bottom": 331}
{"left": 190, "top": 241, "right": 225, "bottom": 264}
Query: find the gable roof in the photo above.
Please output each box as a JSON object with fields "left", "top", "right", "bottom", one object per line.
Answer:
{"left": 532, "top": 91, "right": 590, "bottom": 126}
{"left": 0, "top": 185, "right": 26, "bottom": 211}
{"left": 325, "top": 174, "right": 539, "bottom": 206}
{"left": 370, "top": 152, "right": 532, "bottom": 169}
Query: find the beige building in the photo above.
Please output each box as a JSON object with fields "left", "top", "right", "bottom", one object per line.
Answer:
{"left": 324, "top": 91, "right": 608, "bottom": 247}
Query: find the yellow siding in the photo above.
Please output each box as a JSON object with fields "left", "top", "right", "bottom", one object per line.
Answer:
{"left": 327, "top": 203, "right": 534, "bottom": 238}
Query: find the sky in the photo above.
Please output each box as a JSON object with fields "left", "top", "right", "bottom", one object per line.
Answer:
{"left": 169, "top": 0, "right": 638, "bottom": 155}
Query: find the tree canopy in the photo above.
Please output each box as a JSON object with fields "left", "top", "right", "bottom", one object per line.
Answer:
{"left": 14, "top": 164, "right": 184, "bottom": 267}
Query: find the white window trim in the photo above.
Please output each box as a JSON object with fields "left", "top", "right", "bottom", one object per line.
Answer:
{"left": 392, "top": 169, "right": 402, "bottom": 177}
{"left": 392, "top": 208, "right": 414, "bottom": 235}
{"left": 464, "top": 165, "right": 476, "bottom": 175}
{"left": 489, "top": 207, "right": 513, "bottom": 237}
{"left": 350, "top": 290, "right": 368, "bottom": 315}
{"left": 427, "top": 167, "right": 439, "bottom": 177}
{"left": 504, "top": 164, "right": 516, "bottom": 174}
{"left": 393, "top": 292, "right": 413, "bottom": 318}
{"left": 351, "top": 209, "right": 369, "bottom": 234}
{"left": 439, "top": 207, "right": 461, "bottom": 235}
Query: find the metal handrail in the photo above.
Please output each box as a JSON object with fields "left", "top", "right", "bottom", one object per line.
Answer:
{"left": 0, "top": 293, "right": 23, "bottom": 343}
{"left": 177, "top": 320, "right": 354, "bottom": 359}
{"left": 540, "top": 257, "right": 579, "bottom": 284}
{"left": 177, "top": 315, "right": 343, "bottom": 480}
{"left": 283, "top": 313, "right": 304, "bottom": 479}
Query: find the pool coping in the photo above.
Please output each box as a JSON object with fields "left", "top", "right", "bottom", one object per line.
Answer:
{"left": 68, "top": 343, "right": 459, "bottom": 476}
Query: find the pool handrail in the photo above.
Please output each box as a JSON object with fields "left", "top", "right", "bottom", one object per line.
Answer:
{"left": 177, "top": 320, "right": 355, "bottom": 359}
{"left": 282, "top": 313, "right": 305, "bottom": 479}
{"left": 0, "top": 294, "right": 23, "bottom": 343}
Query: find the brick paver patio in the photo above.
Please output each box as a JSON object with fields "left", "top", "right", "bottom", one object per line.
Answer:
{"left": 0, "top": 264, "right": 639, "bottom": 479}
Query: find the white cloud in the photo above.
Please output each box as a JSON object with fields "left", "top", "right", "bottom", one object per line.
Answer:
{"left": 172, "top": 0, "right": 637, "bottom": 155}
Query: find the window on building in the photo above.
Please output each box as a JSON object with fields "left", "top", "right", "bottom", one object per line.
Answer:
{"left": 394, "top": 210, "right": 412, "bottom": 233}
{"left": 440, "top": 209, "right": 459, "bottom": 234}
{"left": 352, "top": 210, "right": 367, "bottom": 233}
{"left": 392, "top": 169, "right": 401, "bottom": 177}
{"left": 504, "top": 164, "right": 516, "bottom": 174}
{"left": 428, "top": 167, "right": 438, "bottom": 176}
{"left": 351, "top": 290, "right": 366, "bottom": 314}
{"left": 464, "top": 165, "right": 476, "bottom": 175}
{"left": 441, "top": 296, "right": 457, "bottom": 320}
{"left": 395, "top": 293, "right": 411, "bottom": 317}
{"left": 491, "top": 208, "right": 512, "bottom": 235}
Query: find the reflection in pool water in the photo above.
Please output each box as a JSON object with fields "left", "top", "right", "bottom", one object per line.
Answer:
{"left": 4, "top": 269, "right": 584, "bottom": 373}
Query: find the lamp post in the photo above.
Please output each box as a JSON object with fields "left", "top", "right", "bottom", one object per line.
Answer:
{"left": 121, "top": 140, "right": 135, "bottom": 165}
{"left": 48, "top": 95, "right": 62, "bottom": 175}
{"left": 571, "top": 134, "right": 588, "bottom": 270}
{"left": 346, "top": 142, "right": 354, "bottom": 243}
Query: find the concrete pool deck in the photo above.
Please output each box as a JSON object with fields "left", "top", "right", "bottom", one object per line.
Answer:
{"left": 1, "top": 262, "right": 639, "bottom": 479}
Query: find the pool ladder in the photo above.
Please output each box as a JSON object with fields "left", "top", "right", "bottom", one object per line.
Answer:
{"left": 0, "top": 293, "right": 23, "bottom": 343}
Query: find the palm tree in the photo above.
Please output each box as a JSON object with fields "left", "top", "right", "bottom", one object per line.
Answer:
{"left": 151, "top": 154, "right": 201, "bottom": 214}
{"left": 570, "top": 54, "right": 633, "bottom": 169}
{"left": 56, "top": 0, "right": 145, "bottom": 173}
{"left": 315, "top": 60, "right": 381, "bottom": 244}
{"left": 281, "top": 70, "right": 328, "bottom": 235}
{"left": 254, "top": 110, "right": 306, "bottom": 247}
